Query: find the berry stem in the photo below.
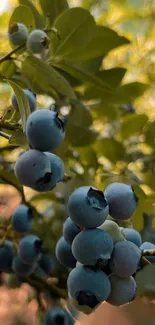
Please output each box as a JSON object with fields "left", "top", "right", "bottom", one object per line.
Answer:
{"left": 0, "top": 43, "right": 25, "bottom": 64}
{"left": 142, "top": 249, "right": 155, "bottom": 256}
{"left": 30, "top": 273, "right": 67, "bottom": 299}
{"left": 0, "top": 122, "right": 21, "bottom": 131}
{"left": 141, "top": 256, "right": 151, "bottom": 265}
{"left": 0, "top": 131, "right": 11, "bottom": 139}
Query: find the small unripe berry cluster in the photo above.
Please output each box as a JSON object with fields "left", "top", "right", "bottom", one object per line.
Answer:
{"left": 8, "top": 23, "right": 49, "bottom": 54}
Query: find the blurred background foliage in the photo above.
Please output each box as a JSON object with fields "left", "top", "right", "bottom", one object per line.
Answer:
{"left": 1, "top": 0, "right": 155, "bottom": 256}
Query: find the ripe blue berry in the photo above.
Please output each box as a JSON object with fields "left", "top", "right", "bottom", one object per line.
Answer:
{"left": 44, "top": 152, "right": 64, "bottom": 190}
{"left": 68, "top": 186, "right": 109, "bottom": 228}
{"left": 63, "top": 217, "right": 81, "bottom": 245}
{"left": 26, "top": 109, "right": 65, "bottom": 151}
{"left": 12, "top": 256, "right": 36, "bottom": 277}
{"left": 67, "top": 266, "right": 111, "bottom": 314}
{"left": 104, "top": 182, "right": 138, "bottom": 220}
{"left": 55, "top": 237, "right": 76, "bottom": 269}
{"left": 107, "top": 274, "right": 137, "bottom": 306}
{"left": 11, "top": 89, "right": 36, "bottom": 112}
{"left": 72, "top": 229, "right": 113, "bottom": 266}
{"left": 18, "top": 234, "right": 42, "bottom": 264}
{"left": 15, "top": 149, "right": 52, "bottom": 192}
{"left": 123, "top": 228, "right": 142, "bottom": 247}
{"left": 8, "top": 23, "right": 28, "bottom": 46}
{"left": 44, "top": 307, "right": 72, "bottom": 325}
{"left": 110, "top": 241, "right": 141, "bottom": 278}
{"left": 11, "top": 204, "right": 33, "bottom": 233}
{"left": 0, "top": 240, "right": 15, "bottom": 272}
{"left": 27, "top": 30, "right": 49, "bottom": 54}
{"left": 99, "top": 220, "right": 125, "bottom": 243}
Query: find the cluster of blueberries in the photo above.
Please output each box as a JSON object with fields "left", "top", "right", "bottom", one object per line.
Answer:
{"left": 8, "top": 22, "right": 49, "bottom": 54}
{"left": 55, "top": 183, "right": 155, "bottom": 315}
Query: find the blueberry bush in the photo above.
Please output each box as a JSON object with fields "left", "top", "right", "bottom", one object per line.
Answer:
{"left": 1, "top": 0, "right": 155, "bottom": 324}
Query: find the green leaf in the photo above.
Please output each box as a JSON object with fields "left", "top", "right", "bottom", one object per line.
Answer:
{"left": 19, "top": 0, "right": 45, "bottom": 29}
{"left": 135, "top": 264, "right": 155, "bottom": 297}
{"left": 22, "top": 56, "right": 76, "bottom": 99}
{"left": 66, "top": 125, "right": 97, "bottom": 147}
{"left": 0, "top": 61, "right": 16, "bottom": 79}
{"left": 145, "top": 121, "right": 155, "bottom": 148}
{"left": 50, "top": 7, "right": 96, "bottom": 59}
{"left": 94, "top": 138, "right": 125, "bottom": 163}
{"left": 9, "top": 5, "right": 35, "bottom": 31}
{"left": 70, "top": 100, "right": 93, "bottom": 127}
{"left": 7, "top": 80, "right": 31, "bottom": 132}
{"left": 97, "top": 68, "right": 126, "bottom": 88}
{"left": 53, "top": 60, "right": 115, "bottom": 91}
{"left": 0, "top": 170, "right": 23, "bottom": 194}
{"left": 9, "top": 130, "right": 29, "bottom": 149}
{"left": 84, "top": 82, "right": 148, "bottom": 103}
{"left": 39, "top": 0, "right": 68, "bottom": 25}
{"left": 120, "top": 114, "right": 148, "bottom": 139}
{"left": 65, "top": 25, "right": 130, "bottom": 61}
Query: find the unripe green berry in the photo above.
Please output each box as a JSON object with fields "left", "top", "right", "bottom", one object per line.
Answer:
{"left": 27, "top": 29, "right": 49, "bottom": 54}
{"left": 8, "top": 23, "right": 28, "bottom": 46}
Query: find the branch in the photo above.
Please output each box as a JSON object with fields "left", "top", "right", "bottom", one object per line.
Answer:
{"left": 0, "top": 122, "right": 21, "bottom": 131}
{"left": 30, "top": 273, "right": 67, "bottom": 299}
{"left": 0, "top": 131, "right": 10, "bottom": 139}
{"left": 0, "top": 43, "right": 25, "bottom": 64}
{"left": 142, "top": 249, "right": 155, "bottom": 256}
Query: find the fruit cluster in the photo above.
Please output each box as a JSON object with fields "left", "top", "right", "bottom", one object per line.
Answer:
{"left": 8, "top": 22, "right": 49, "bottom": 54}
{"left": 55, "top": 183, "right": 155, "bottom": 314}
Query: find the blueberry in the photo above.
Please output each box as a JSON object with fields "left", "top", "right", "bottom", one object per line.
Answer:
{"left": 8, "top": 23, "right": 28, "bottom": 46}
{"left": 44, "top": 307, "right": 72, "bottom": 325}
{"left": 55, "top": 237, "right": 76, "bottom": 269}
{"left": 104, "top": 182, "right": 138, "bottom": 220}
{"left": 26, "top": 109, "right": 65, "bottom": 151}
{"left": 107, "top": 274, "right": 137, "bottom": 306}
{"left": 34, "top": 265, "right": 48, "bottom": 279}
{"left": 72, "top": 229, "right": 113, "bottom": 266}
{"left": 11, "top": 89, "right": 36, "bottom": 112}
{"left": 140, "top": 242, "right": 155, "bottom": 263}
{"left": 99, "top": 220, "right": 125, "bottom": 244}
{"left": 15, "top": 149, "right": 53, "bottom": 192}
{"left": 68, "top": 186, "right": 109, "bottom": 229}
{"left": 27, "top": 29, "right": 49, "bottom": 54}
{"left": 67, "top": 266, "right": 111, "bottom": 314}
{"left": 0, "top": 240, "right": 15, "bottom": 272}
{"left": 12, "top": 256, "right": 36, "bottom": 277}
{"left": 44, "top": 152, "right": 64, "bottom": 190}
{"left": 18, "top": 234, "right": 42, "bottom": 264}
{"left": 63, "top": 217, "right": 81, "bottom": 245}
{"left": 123, "top": 228, "right": 142, "bottom": 247}
{"left": 11, "top": 204, "right": 33, "bottom": 233}
{"left": 110, "top": 241, "right": 141, "bottom": 278}
{"left": 140, "top": 242, "right": 155, "bottom": 250}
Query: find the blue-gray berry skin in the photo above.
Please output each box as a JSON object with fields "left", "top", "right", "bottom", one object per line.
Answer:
{"left": 72, "top": 229, "right": 113, "bottom": 266}
{"left": 63, "top": 217, "right": 81, "bottom": 245}
{"left": 27, "top": 30, "right": 49, "bottom": 54}
{"left": 44, "top": 307, "right": 71, "bottom": 325}
{"left": 8, "top": 23, "right": 28, "bottom": 46}
{"left": 68, "top": 186, "right": 109, "bottom": 229}
{"left": 67, "top": 266, "right": 111, "bottom": 313}
{"left": 18, "top": 234, "right": 42, "bottom": 264}
{"left": 124, "top": 228, "right": 142, "bottom": 247}
{"left": 12, "top": 256, "right": 36, "bottom": 277}
{"left": 104, "top": 182, "right": 138, "bottom": 220}
{"left": 39, "top": 253, "right": 58, "bottom": 276}
{"left": 107, "top": 274, "right": 137, "bottom": 306}
{"left": 11, "top": 204, "right": 33, "bottom": 233}
{"left": 15, "top": 149, "right": 53, "bottom": 192}
{"left": 0, "top": 240, "right": 15, "bottom": 272}
{"left": 140, "top": 242, "right": 155, "bottom": 263}
{"left": 110, "top": 241, "right": 141, "bottom": 278}
{"left": 11, "top": 89, "right": 36, "bottom": 112}
{"left": 26, "top": 109, "right": 65, "bottom": 151}
{"left": 55, "top": 237, "right": 76, "bottom": 269}
{"left": 44, "top": 152, "right": 64, "bottom": 190}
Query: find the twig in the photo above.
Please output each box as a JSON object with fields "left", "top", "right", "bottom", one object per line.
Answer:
{"left": 31, "top": 273, "right": 67, "bottom": 299}
{"left": 0, "top": 131, "right": 10, "bottom": 139}
{"left": 141, "top": 256, "right": 151, "bottom": 266}
{"left": 0, "top": 43, "right": 25, "bottom": 64}
{"left": 0, "top": 122, "right": 21, "bottom": 131}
